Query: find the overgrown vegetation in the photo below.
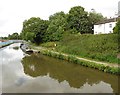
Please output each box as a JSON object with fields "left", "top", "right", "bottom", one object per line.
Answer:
{"left": 36, "top": 48, "right": 120, "bottom": 75}
{"left": 113, "top": 18, "right": 120, "bottom": 52}
{"left": 41, "top": 33, "right": 119, "bottom": 64}
{"left": 13, "top": 46, "right": 19, "bottom": 50}
{"left": 8, "top": 32, "right": 21, "bottom": 40}
{"left": 20, "top": 6, "right": 105, "bottom": 44}
{"left": 19, "top": 5, "right": 119, "bottom": 65}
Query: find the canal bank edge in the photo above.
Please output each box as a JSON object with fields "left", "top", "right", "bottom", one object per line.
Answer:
{"left": 0, "top": 43, "right": 13, "bottom": 48}
{"left": 0, "top": 40, "right": 23, "bottom": 48}
{"left": 27, "top": 45, "right": 120, "bottom": 75}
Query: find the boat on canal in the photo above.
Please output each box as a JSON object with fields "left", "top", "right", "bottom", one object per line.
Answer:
{"left": 20, "top": 43, "right": 33, "bottom": 54}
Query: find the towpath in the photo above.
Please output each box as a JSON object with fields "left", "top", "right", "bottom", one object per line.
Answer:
{"left": 32, "top": 46, "right": 120, "bottom": 68}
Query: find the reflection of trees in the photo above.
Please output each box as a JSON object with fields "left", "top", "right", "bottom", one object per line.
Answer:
{"left": 22, "top": 54, "right": 118, "bottom": 92}
{"left": 13, "top": 46, "right": 19, "bottom": 50}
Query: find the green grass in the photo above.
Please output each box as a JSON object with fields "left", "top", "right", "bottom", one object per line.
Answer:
{"left": 38, "top": 49, "right": 120, "bottom": 75}
{"left": 40, "top": 42, "right": 58, "bottom": 48}
{"left": 41, "top": 33, "right": 119, "bottom": 64}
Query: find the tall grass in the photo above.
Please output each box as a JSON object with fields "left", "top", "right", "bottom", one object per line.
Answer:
{"left": 55, "top": 34, "right": 119, "bottom": 64}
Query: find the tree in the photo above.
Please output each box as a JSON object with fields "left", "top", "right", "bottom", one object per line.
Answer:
{"left": 88, "top": 10, "right": 105, "bottom": 33}
{"left": 113, "top": 19, "right": 120, "bottom": 34}
{"left": 21, "top": 17, "right": 49, "bottom": 44}
{"left": 113, "top": 18, "right": 120, "bottom": 52}
{"left": 8, "top": 32, "right": 20, "bottom": 39}
{"left": 67, "top": 6, "right": 90, "bottom": 34}
{"left": 46, "top": 11, "right": 67, "bottom": 41}
{"left": 33, "top": 20, "right": 49, "bottom": 44}
{"left": 21, "top": 17, "right": 42, "bottom": 41}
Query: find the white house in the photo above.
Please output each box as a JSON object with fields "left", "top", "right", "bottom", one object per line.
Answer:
{"left": 94, "top": 0, "right": 120, "bottom": 34}
{"left": 94, "top": 18, "right": 117, "bottom": 34}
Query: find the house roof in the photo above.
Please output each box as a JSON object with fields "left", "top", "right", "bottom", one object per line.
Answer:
{"left": 95, "top": 17, "right": 119, "bottom": 25}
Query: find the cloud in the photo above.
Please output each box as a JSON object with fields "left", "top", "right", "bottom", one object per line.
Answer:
{"left": 0, "top": 0, "right": 119, "bottom": 37}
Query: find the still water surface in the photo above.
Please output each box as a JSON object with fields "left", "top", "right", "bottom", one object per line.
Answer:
{"left": 0, "top": 43, "right": 119, "bottom": 93}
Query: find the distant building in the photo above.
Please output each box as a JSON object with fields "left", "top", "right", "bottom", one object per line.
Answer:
{"left": 94, "top": 1, "right": 120, "bottom": 34}
{"left": 94, "top": 18, "right": 117, "bottom": 34}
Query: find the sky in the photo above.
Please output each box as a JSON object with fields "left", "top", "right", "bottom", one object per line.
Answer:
{"left": 0, "top": 0, "right": 119, "bottom": 37}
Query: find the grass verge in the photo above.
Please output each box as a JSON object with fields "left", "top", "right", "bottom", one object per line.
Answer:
{"left": 36, "top": 48, "right": 120, "bottom": 75}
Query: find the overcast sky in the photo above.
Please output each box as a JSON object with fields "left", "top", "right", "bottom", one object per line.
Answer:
{"left": 0, "top": 0, "right": 119, "bottom": 37}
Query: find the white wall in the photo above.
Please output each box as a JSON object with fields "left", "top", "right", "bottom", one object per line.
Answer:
{"left": 94, "top": 24, "right": 105, "bottom": 34}
{"left": 94, "top": 21, "right": 116, "bottom": 34}
{"left": 104, "top": 22, "right": 116, "bottom": 34}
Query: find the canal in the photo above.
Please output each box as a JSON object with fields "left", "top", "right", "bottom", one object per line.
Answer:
{"left": 0, "top": 43, "right": 119, "bottom": 93}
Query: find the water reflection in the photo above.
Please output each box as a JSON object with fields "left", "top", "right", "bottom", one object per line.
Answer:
{"left": 0, "top": 43, "right": 119, "bottom": 93}
{"left": 22, "top": 54, "right": 119, "bottom": 93}
{"left": 2, "top": 75, "right": 114, "bottom": 93}
{"left": 0, "top": 43, "right": 31, "bottom": 93}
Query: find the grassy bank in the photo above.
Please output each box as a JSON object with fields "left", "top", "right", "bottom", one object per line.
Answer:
{"left": 34, "top": 48, "right": 120, "bottom": 75}
{"left": 28, "top": 33, "right": 120, "bottom": 74}
{"left": 41, "top": 34, "right": 119, "bottom": 64}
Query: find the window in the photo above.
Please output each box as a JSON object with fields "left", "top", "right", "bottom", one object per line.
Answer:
{"left": 109, "top": 24, "right": 112, "bottom": 28}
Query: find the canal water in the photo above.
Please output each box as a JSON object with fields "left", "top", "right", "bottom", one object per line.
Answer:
{"left": 0, "top": 43, "right": 119, "bottom": 93}
{"left": 0, "top": 40, "right": 13, "bottom": 47}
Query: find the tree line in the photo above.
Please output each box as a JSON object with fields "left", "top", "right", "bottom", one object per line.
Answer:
{"left": 3, "top": 6, "right": 107, "bottom": 43}
{"left": 1, "top": 32, "right": 21, "bottom": 40}
{"left": 20, "top": 6, "right": 105, "bottom": 44}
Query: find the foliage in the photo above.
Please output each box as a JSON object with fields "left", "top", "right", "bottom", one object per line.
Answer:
{"left": 38, "top": 48, "right": 120, "bottom": 75}
{"left": 55, "top": 34, "right": 119, "bottom": 63}
{"left": 67, "top": 6, "right": 90, "bottom": 34}
{"left": 113, "top": 18, "right": 120, "bottom": 34}
{"left": 21, "top": 17, "right": 49, "bottom": 44}
{"left": 40, "top": 42, "right": 58, "bottom": 48}
{"left": 88, "top": 10, "right": 105, "bottom": 34}
{"left": 46, "top": 11, "right": 67, "bottom": 41}
{"left": 69, "top": 28, "right": 78, "bottom": 34}
{"left": 113, "top": 18, "right": 120, "bottom": 52}
{"left": 25, "top": 32, "right": 34, "bottom": 42}
{"left": 8, "top": 32, "right": 21, "bottom": 40}
{"left": 1, "top": 37, "right": 8, "bottom": 40}
{"left": 13, "top": 46, "right": 19, "bottom": 50}
{"left": 20, "top": 5, "right": 106, "bottom": 44}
